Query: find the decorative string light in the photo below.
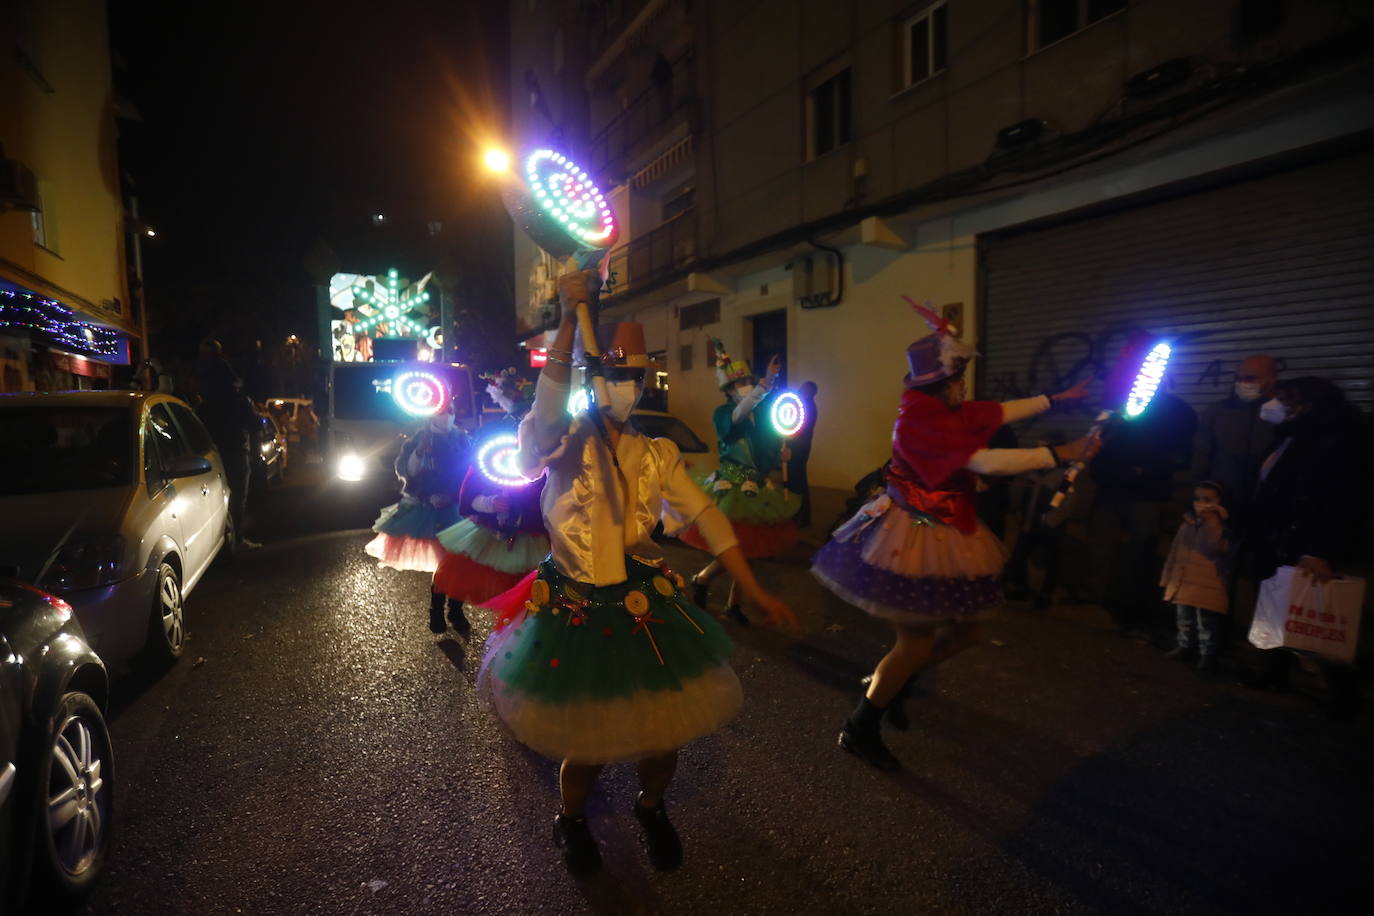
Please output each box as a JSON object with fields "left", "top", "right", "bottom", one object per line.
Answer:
{"left": 0, "top": 288, "right": 121, "bottom": 357}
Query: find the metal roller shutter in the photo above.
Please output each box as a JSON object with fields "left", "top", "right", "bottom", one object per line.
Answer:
{"left": 978, "top": 150, "right": 1374, "bottom": 440}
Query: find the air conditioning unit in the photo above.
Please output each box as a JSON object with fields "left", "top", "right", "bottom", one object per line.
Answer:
{"left": 0, "top": 159, "right": 40, "bottom": 212}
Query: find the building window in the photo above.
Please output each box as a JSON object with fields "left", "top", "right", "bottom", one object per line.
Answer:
{"left": 1027, "top": 0, "right": 1126, "bottom": 52}
{"left": 902, "top": 2, "right": 948, "bottom": 89}
{"left": 808, "top": 68, "right": 852, "bottom": 159}
{"left": 662, "top": 182, "right": 695, "bottom": 222}
{"left": 30, "top": 179, "right": 56, "bottom": 253}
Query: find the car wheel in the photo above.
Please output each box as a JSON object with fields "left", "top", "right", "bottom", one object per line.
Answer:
{"left": 142, "top": 562, "right": 185, "bottom": 668}
{"left": 31, "top": 692, "right": 114, "bottom": 902}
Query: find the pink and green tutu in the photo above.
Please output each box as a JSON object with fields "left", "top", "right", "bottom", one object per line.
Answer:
{"left": 364, "top": 500, "right": 459, "bottom": 573}
{"left": 432, "top": 517, "right": 549, "bottom": 604}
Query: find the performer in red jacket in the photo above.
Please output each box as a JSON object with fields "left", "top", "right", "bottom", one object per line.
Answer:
{"left": 812, "top": 299, "right": 1097, "bottom": 770}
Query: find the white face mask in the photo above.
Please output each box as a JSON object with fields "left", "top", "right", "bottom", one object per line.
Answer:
{"left": 601, "top": 380, "right": 640, "bottom": 423}
{"left": 732, "top": 384, "right": 756, "bottom": 401}
{"left": 1259, "top": 398, "right": 1288, "bottom": 424}
{"left": 428, "top": 412, "right": 454, "bottom": 432}
{"left": 1234, "top": 381, "right": 1263, "bottom": 402}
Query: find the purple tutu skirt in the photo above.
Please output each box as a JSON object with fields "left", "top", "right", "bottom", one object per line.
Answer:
{"left": 812, "top": 497, "right": 1005, "bottom": 624}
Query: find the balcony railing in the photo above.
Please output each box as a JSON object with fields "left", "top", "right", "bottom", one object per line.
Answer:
{"left": 587, "top": 51, "right": 694, "bottom": 177}
{"left": 604, "top": 208, "right": 697, "bottom": 301}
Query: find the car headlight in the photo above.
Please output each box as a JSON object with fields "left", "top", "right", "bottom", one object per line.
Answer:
{"left": 337, "top": 453, "right": 365, "bottom": 482}
{"left": 39, "top": 535, "right": 128, "bottom": 593}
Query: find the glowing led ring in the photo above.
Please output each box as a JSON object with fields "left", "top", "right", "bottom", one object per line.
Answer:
{"left": 1123, "top": 342, "right": 1172, "bottom": 419}
{"left": 770, "top": 391, "right": 807, "bottom": 437}
{"left": 523, "top": 149, "right": 618, "bottom": 250}
{"left": 393, "top": 370, "right": 448, "bottom": 418}
{"left": 476, "top": 433, "right": 533, "bottom": 488}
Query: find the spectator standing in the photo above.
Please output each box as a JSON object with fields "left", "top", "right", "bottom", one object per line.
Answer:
{"left": 1160, "top": 481, "right": 1233, "bottom": 672}
{"left": 1088, "top": 385, "right": 1197, "bottom": 639}
{"left": 785, "top": 381, "right": 818, "bottom": 527}
{"left": 196, "top": 339, "right": 261, "bottom": 550}
{"left": 1191, "top": 354, "right": 1279, "bottom": 527}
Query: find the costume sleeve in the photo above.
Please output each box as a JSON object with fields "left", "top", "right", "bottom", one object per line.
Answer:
{"left": 458, "top": 465, "right": 492, "bottom": 516}
{"left": 730, "top": 383, "right": 769, "bottom": 424}
{"left": 965, "top": 447, "right": 1057, "bottom": 476}
{"left": 652, "top": 438, "right": 739, "bottom": 554}
{"left": 518, "top": 374, "right": 571, "bottom": 475}
{"left": 1000, "top": 395, "right": 1051, "bottom": 425}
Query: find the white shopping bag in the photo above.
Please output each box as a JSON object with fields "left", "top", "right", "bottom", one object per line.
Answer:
{"left": 1248, "top": 565, "right": 1365, "bottom": 664}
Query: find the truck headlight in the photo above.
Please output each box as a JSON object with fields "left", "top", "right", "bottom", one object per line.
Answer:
{"left": 337, "top": 453, "right": 365, "bottom": 482}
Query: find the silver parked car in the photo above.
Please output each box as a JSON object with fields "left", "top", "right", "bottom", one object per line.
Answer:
{"left": 0, "top": 391, "right": 229, "bottom": 668}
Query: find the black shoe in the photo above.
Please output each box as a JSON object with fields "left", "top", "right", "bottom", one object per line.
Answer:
{"left": 632, "top": 792, "right": 683, "bottom": 871}
{"left": 552, "top": 814, "right": 602, "bottom": 875}
{"left": 447, "top": 600, "right": 471, "bottom": 640}
{"left": 725, "top": 604, "right": 749, "bottom": 627}
{"left": 428, "top": 592, "right": 447, "bottom": 634}
{"left": 690, "top": 578, "right": 709, "bottom": 609}
{"left": 838, "top": 722, "right": 900, "bottom": 771}
{"left": 859, "top": 675, "right": 914, "bottom": 730}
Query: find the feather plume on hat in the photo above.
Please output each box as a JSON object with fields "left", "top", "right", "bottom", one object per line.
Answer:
{"left": 901, "top": 296, "right": 977, "bottom": 387}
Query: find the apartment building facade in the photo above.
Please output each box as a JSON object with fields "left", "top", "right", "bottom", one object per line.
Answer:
{"left": 510, "top": 0, "right": 1374, "bottom": 490}
{"left": 1, "top": 0, "right": 139, "bottom": 391}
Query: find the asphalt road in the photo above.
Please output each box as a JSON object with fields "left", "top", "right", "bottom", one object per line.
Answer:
{"left": 75, "top": 467, "right": 1372, "bottom": 915}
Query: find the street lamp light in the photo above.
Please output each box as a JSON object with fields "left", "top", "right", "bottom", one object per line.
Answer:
{"left": 483, "top": 148, "right": 511, "bottom": 174}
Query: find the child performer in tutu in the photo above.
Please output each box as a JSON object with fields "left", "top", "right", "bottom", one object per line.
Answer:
{"left": 478, "top": 271, "right": 795, "bottom": 876}
{"left": 812, "top": 299, "right": 1097, "bottom": 771}
{"left": 683, "top": 340, "right": 799, "bottom": 625}
{"left": 432, "top": 370, "right": 549, "bottom": 638}
{"left": 365, "top": 394, "right": 472, "bottom": 633}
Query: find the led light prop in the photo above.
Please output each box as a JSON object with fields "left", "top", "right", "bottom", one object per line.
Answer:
{"left": 566, "top": 386, "right": 590, "bottom": 417}
{"left": 475, "top": 433, "right": 533, "bottom": 488}
{"left": 769, "top": 389, "right": 807, "bottom": 498}
{"left": 1049, "top": 339, "right": 1175, "bottom": 510}
{"left": 392, "top": 369, "right": 448, "bottom": 418}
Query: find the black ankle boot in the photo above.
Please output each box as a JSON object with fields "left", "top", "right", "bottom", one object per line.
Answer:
{"left": 552, "top": 814, "right": 602, "bottom": 875}
{"left": 859, "top": 675, "right": 915, "bottom": 731}
{"left": 839, "top": 698, "right": 900, "bottom": 771}
{"left": 447, "top": 599, "right": 471, "bottom": 639}
{"left": 632, "top": 792, "right": 683, "bottom": 871}
{"left": 690, "top": 578, "right": 709, "bottom": 609}
{"left": 428, "top": 590, "right": 447, "bottom": 634}
{"left": 725, "top": 604, "right": 749, "bottom": 627}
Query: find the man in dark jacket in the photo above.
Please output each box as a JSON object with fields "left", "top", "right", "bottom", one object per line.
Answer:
{"left": 785, "top": 381, "right": 818, "bottom": 527}
{"left": 1191, "top": 353, "right": 1278, "bottom": 526}
{"left": 196, "top": 339, "right": 261, "bottom": 549}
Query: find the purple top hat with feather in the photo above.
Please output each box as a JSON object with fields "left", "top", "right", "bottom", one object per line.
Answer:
{"left": 903, "top": 296, "right": 976, "bottom": 388}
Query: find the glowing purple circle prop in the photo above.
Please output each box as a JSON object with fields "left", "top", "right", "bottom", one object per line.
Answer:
{"left": 770, "top": 391, "right": 806, "bottom": 438}
{"left": 1123, "top": 342, "right": 1171, "bottom": 419}
{"left": 393, "top": 369, "right": 447, "bottom": 418}
{"left": 476, "top": 433, "right": 532, "bottom": 488}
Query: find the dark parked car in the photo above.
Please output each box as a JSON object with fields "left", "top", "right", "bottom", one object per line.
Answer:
{"left": 0, "top": 580, "right": 113, "bottom": 910}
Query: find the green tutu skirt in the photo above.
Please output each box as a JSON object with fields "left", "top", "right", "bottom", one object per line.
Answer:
{"left": 435, "top": 517, "right": 549, "bottom": 574}
{"left": 693, "top": 462, "right": 799, "bottom": 525}
{"left": 477, "top": 557, "right": 742, "bottom": 763}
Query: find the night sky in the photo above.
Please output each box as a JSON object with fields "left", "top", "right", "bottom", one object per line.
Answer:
{"left": 107, "top": 0, "right": 512, "bottom": 377}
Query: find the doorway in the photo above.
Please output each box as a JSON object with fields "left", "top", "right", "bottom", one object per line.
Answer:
{"left": 749, "top": 310, "right": 787, "bottom": 386}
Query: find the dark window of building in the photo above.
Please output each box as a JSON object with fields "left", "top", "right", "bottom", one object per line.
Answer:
{"left": 662, "top": 182, "right": 695, "bottom": 222}
{"left": 1030, "top": 0, "right": 1125, "bottom": 51}
{"left": 904, "top": 2, "right": 948, "bottom": 88}
{"left": 679, "top": 343, "right": 693, "bottom": 371}
{"left": 679, "top": 298, "right": 720, "bottom": 330}
{"left": 809, "top": 68, "right": 852, "bottom": 159}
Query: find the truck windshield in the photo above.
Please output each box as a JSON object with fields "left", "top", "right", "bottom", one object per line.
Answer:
{"left": 332, "top": 363, "right": 474, "bottom": 423}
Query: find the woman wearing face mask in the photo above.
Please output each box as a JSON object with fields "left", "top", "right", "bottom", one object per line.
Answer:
{"left": 682, "top": 340, "right": 800, "bottom": 625}
{"left": 365, "top": 394, "right": 473, "bottom": 633}
{"left": 811, "top": 299, "right": 1096, "bottom": 770}
{"left": 431, "top": 369, "right": 549, "bottom": 638}
{"left": 1245, "top": 377, "right": 1365, "bottom": 708}
{"left": 475, "top": 271, "right": 795, "bottom": 876}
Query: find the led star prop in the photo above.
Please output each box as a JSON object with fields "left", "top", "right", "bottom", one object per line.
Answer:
{"left": 392, "top": 369, "right": 447, "bottom": 418}
{"left": 770, "top": 391, "right": 806, "bottom": 437}
{"left": 475, "top": 433, "right": 534, "bottom": 488}
{"left": 349, "top": 269, "right": 431, "bottom": 337}
{"left": 1123, "top": 342, "right": 1171, "bottom": 420}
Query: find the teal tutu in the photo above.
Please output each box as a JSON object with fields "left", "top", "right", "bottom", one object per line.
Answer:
{"left": 434, "top": 517, "right": 549, "bottom": 574}
{"left": 478, "top": 557, "right": 743, "bottom": 763}
{"left": 372, "top": 500, "right": 459, "bottom": 539}
{"left": 694, "top": 463, "right": 799, "bottom": 525}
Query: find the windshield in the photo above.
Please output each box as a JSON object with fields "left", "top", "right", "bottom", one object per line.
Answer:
{"left": 631, "top": 413, "right": 709, "bottom": 452}
{"left": 332, "top": 364, "right": 474, "bottom": 423}
{"left": 0, "top": 405, "right": 135, "bottom": 495}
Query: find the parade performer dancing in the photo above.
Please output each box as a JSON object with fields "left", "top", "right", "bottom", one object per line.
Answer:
{"left": 365, "top": 393, "right": 472, "bottom": 634}
{"left": 683, "top": 340, "right": 800, "bottom": 625}
{"left": 812, "top": 299, "right": 1096, "bottom": 771}
{"left": 432, "top": 370, "right": 549, "bottom": 638}
{"left": 477, "top": 271, "right": 795, "bottom": 875}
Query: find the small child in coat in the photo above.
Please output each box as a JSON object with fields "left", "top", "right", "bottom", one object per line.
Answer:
{"left": 1160, "top": 480, "right": 1232, "bottom": 671}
